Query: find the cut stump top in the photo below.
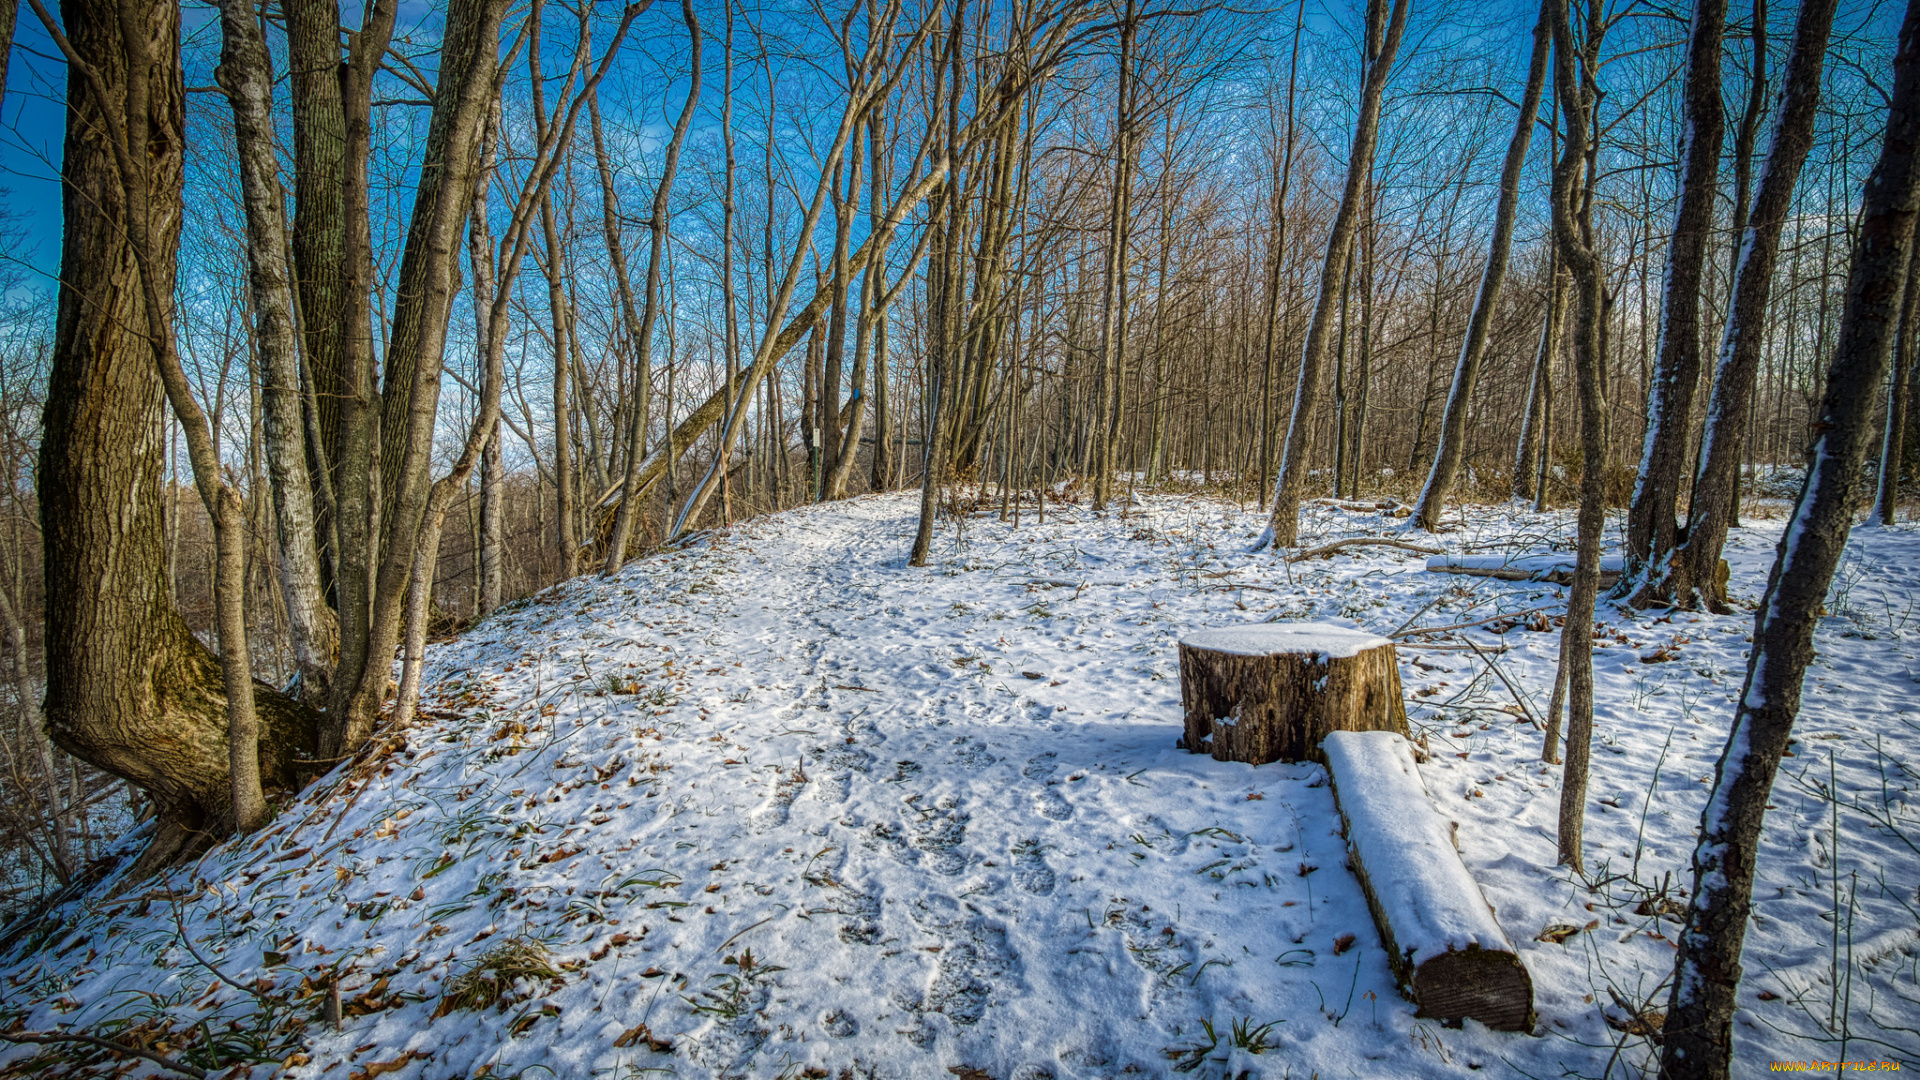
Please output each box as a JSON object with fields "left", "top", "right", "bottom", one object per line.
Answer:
{"left": 1180, "top": 621, "right": 1391, "bottom": 659}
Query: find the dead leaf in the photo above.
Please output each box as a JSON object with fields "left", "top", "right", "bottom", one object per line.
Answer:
{"left": 949, "top": 1068, "right": 993, "bottom": 1080}
{"left": 1535, "top": 922, "right": 1594, "bottom": 945}
{"left": 1333, "top": 933, "right": 1357, "bottom": 955}
{"left": 613, "top": 1022, "right": 675, "bottom": 1052}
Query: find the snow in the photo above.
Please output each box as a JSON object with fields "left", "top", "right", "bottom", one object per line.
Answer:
{"left": 1181, "top": 622, "right": 1388, "bottom": 659}
{"left": 2, "top": 492, "right": 1916, "bottom": 1079}
{"left": 1322, "top": 730, "right": 1516, "bottom": 968}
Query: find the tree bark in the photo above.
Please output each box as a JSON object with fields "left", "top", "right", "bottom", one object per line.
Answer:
{"left": 34, "top": 0, "right": 316, "bottom": 871}
{"left": 1621, "top": 0, "right": 1728, "bottom": 605}
{"left": 1669, "top": 0, "right": 1839, "bottom": 610}
{"left": 1178, "top": 625, "right": 1408, "bottom": 765}
{"left": 1260, "top": 0, "right": 1410, "bottom": 549}
{"left": 213, "top": 0, "right": 337, "bottom": 707}
{"left": 1411, "top": 0, "right": 1551, "bottom": 530}
{"left": 1874, "top": 247, "right": 1919, "bottom": 525}
{"left": 1663, "top": 6, "right": 1920, "bottom": 1074}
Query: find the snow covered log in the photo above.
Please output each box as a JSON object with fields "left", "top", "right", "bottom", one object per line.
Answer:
{"left": 1322, "top": 730, "right": 1535, "bottom": 1032}
{"left": 1177, "top": 623, "right": 1408, "bottom": 764}
{"left": 1426, "top": 552, "right": 1623, "bottom": 587}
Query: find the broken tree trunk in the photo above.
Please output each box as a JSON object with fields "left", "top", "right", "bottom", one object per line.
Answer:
{"left": 1178, "top": 623, "right": 1407, "bottom": 764}
{"left": 1323, "top": 729, "right": 1535, "bottom": 1031}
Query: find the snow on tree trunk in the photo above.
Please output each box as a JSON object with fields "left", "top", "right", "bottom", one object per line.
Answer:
{"left": 1672, "top": 0, "right": 1839, "bottom": 610}
{"left": 1178, "top": 624, "right": 1407, "bottom": 765}
{"left": 1323, "top": 731, "right": 1535, "bottom": 1032}
{"left": 1662, "top": 8, "right": 1920, "bottom": 1076}
{"left": 1621, "top": 0, "right": 1727, "bottom": 605}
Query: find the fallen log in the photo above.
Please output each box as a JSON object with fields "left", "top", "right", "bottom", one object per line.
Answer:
{"left": 1425, "top": 552, "right": 1622, "bottom": 588}
{"left": 1321, "top": 729, "right": 1535, "bottom": 1031}
{"left": 1288, "top": 537, "right": 1443, "bottom": 562}
{"left": 1177, "top": 623, "right": 1408, "bottom": 764}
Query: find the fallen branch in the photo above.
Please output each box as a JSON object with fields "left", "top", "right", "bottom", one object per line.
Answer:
{"left": 1396, "top": 642, "right": 1512, "bottom": 654}
{"left": 0, "top": 1030, "right": 208, "bottom": 1079}
{"left": 1288, "top": 537, "right": 1443, "bottom": 562}
{"left": 1390, "top": 605, "right": 1556, "bottom": 640}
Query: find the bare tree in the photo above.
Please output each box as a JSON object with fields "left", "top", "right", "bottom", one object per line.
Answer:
{"left": 1545, "top": 0, "right": 1610, "bottom": 872}
{"left": 1663, "top": 5, "right": 1920, "bottom": 1073}
{"left": 1259, "top": 0, "right": 1410, "bottom": 549}
{"left": 1669, "top": 0, "right": 1839, "bottom": 609}
{"left": 1410, "top": 0, "right": 1551, "bottom": 530}
{"left": 1620, "top": 0, "right": 1727, "bottom": 605}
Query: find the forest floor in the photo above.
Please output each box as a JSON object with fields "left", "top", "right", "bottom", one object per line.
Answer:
{"left": 3, "top": 489, "right": 1918, "bottom": 1080}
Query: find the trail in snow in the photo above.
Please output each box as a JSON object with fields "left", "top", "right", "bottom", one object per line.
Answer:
{"left": 2, "top": 492, "right": 1916, "bottom": 1080}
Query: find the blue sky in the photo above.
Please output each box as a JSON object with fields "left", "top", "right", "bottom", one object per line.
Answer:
{"left": 2, "top": 7, "right": 68, "bottom": 289}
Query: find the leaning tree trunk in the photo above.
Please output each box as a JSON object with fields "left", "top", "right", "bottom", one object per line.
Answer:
{"left": 1411, "top": 0, "right": 1551, "bottom": 531}
{"left": 334, "top": 0, "right": 511, "bottom": 743}
{"left": 37, "top": 0, "right": 317, "bottom": 875}
{"left": 1261, "top": 0, "right": 1410, "bottom": 549}
{"left": 1663, "top": 8, "right": 1920, "bottom": 1075}
{"left": 1669, "top": 0, "right": 1839, "bottom": 610}
{"left": 1621, "top": 0, "right": 1728, "bottom": 605}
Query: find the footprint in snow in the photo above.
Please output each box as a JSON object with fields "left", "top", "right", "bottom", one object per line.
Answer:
{"left": 908, "top": 896, "right": 1018, "bottom": 1027}
{"left": 1010, "top": 839, "right": 1055, "bottom": 895}
{"left": 821, "top": 1008, "right": 857, "bottom": 1037}
{"left": 1033, "top": 786, "right": 1073, "bottom": 821}
{"left": 951, "top": 735, "right": 996, "bottom": 769}
{"left": 1022, "top": 752, "right": 1057, "bottom": 780}
{"left": 866, "top": 820, "right": 918, "bottom": 868}
{"left": 910, "top": 799, "right": 969, "bottom": 875}
{"left": 748, "top": 773, "right": 804, "bottom": 832}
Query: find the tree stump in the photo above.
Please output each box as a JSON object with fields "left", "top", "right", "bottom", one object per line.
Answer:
{"left": 1322, "top": 730, "right": 1535, "bottom": 1031}
{"left": 1178, "top": 622, "right": 1408, "bottom": 764}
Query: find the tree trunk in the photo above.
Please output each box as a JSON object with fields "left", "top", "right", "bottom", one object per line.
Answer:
{"left": 36, "top": 0, "right": 317, "bottom": 872}
{"left": 1670, "top": 0, "right": 1839, "bottom": 610}
{"left": 605, "top": 0, "right": 701, "bottom": 570}
{"left": 1412, "top": 0, "right": 1551, "bottom": 530}
{"left": 1093, "top": 0, "right": 1137, "bottom": 512}
{"left": 1178, "top": 624, "right": 1408, "bottom": 765}
{"left": 1621, "top": 0, "right": 1728, "bottom": 605}
{"left": 1261, "top": 0, "right": 1410, "bottom": 549}
{"left": 1874, "top": 247, "right": 1919, "bottom": 524}
{"left": 1545, "top": 0, "right": 1610, "bottom": 874}
{"left": 1663, "top": 7, "right": 1920, "bottom": 1074}
{"left": 1514, "top": 266, "right": 1565, "bottom": 502}
{"left": 213, "top": 0, "right": 337, "bottom": 707}
{"left": 332, "top": 0, "right": 511, "bottom": 746}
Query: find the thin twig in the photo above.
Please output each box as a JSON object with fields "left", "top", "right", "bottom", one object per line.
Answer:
{"left": 1463, "top": 637, "right": 1543, "bottom": 729}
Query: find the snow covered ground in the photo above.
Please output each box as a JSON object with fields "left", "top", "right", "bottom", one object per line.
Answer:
{"left": 4, "top": 491, "right": 1917, "bottom": 1079}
